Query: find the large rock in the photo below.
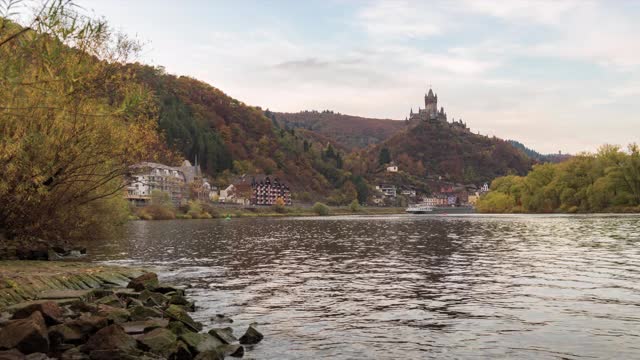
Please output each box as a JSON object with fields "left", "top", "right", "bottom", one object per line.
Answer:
{"left": 65, "top": 315, "right": 108, "bottom": 335}
{"left": 121, "top": 319, "right": 169, "bottom": 335}
{"left": 0, "top": 349, "right": 26, "bottom": 360}
{"left": 165, "top": 305, "right": 202, "bottom": 332}
{"left": 179, "top": 333, "right": 223, "bottom": 356}
{"left": 220, "top": 344, "right": 244, "bottom": 358}
{"left": 239, "top": 324, "right": 263, "bottom": 345}
{"left": 126, "top": 273, "right": 158, "bottom": 292}
{"left": 167, "top": 341, "right": 191, "bottom": 360}
{"left": 11, "top": 301, "right": 63, "bottom": 326}
{"left": 138, "top": 290, "right": 167, "bottom": 307}
{"left": 137, "top": 328, "right": 177, "bottom": 356}
{"left": 82, "top": 324, "right": 140, "bottom": 358}
{"left": 208, "top": 327, "right": 237, "bottom": 344}
{"left": 94, "top": 295, "right": 124, "bottom": 308}
{"left": 48, "top": 324, "right": 85, "bottom": 346}
{"left": 60, "top": 347, "right": 89, "bottom": 360}
{"left": 38, "top": 290, "right": 94, "bottom": 302}
{"left": 153, "top": 284, "right": 185, "bottom": 296}
{"left": 0, "top": 311, "right": 49, "bottom": 354}
{"left": 193, "top": 350, "right": 223, "bottom": 360}
{"left": 129, "top": 306, "right": 163, "bottom": 321}
{"left": 96, "top": 305, "right": 130, "bottom": 324}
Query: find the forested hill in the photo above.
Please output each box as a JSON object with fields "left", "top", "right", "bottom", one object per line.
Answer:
{"left": 364, "top": 119, "right": 533, "bottom": 184}
{"left": 129, "top": 64, "right": 348, "bottom": 195}
{"left": 508, "top": 140, "right": 572, "bottom": 163}
{"left": 271, "top": 110, "right": 405, "bottom": 150}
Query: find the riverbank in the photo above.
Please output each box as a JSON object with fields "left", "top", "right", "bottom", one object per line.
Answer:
{"left": 0, "top": 261, "right": 262, "bottom": 359}
{"left": 131, "top": 205, "right": 407, "bottom": 220}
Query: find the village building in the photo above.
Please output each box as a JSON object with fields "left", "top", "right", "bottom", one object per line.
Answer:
{"left": 376, "top": 184, "right": 397, "bottom": 198}
{"left": 386, "top": 164, "right": 398, "bottom": 173}
{"left": 400, "top": 188, "right": 417, "bottom": 197}
{"left": 251, "top": 176, "right": 292, "bottom": 206}
{"left": 125, "top": 160, "right": 211, "bottom": 206}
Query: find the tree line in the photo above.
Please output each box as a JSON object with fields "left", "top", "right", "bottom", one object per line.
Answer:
{"left": 477, "top": 144, "right": 640, "bottom": 213}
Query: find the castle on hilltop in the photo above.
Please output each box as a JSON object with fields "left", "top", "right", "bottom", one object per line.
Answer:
{"left": 406, "top": 88, "right": 467, "bottom": 129}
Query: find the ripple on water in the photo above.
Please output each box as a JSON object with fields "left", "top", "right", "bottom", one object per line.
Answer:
{"left": 91, "top": 214, "right": 640, "bottom": 359}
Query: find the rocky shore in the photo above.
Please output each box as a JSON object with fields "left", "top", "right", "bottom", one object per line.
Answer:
{"left": 0, "top": 263, "right": 262, "bottom": 359}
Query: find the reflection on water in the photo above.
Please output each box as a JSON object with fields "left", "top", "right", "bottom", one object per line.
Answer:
{"left": 90, "top": 214, "right": 640, "bottom": 359}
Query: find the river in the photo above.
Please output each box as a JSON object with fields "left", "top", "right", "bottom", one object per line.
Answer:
{"left": 89, "top": 214, "right": 640, "bottom": 359}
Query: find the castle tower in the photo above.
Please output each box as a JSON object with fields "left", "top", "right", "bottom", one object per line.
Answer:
{"left": 424, "top": 88, "right": 438, "bottom": 116}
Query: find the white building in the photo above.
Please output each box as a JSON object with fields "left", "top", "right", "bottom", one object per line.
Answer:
{"left": 386, "top": 165, "right": 398, "bottom": 173}
{"left": 376, "top": 184, "right": 397, "bottom": 198}
{"left": 126, "top": 162, "right": 189, "bottom": 206}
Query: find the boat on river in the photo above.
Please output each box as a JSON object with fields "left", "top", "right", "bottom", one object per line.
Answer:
{"left": 405, "top": 204, "right": 434, "bottom": 214}
{"left": 406, "top": 204, "right": 475, "bottom": 214}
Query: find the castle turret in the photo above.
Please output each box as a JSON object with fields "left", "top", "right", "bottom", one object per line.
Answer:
{"left": 424, "top": 88, "right": 438, "bottom": 116}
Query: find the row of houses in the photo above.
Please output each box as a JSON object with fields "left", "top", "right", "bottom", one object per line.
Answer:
{"left": 372, "top": 182, "right": 489, "bottom": 207}
{"left": 125, "top": 161, "right": 292, "bottom": 207}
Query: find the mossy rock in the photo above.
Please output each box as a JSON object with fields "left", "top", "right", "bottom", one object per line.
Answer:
{"left": 165, "top": 305, "right": 202, "bottom": 332}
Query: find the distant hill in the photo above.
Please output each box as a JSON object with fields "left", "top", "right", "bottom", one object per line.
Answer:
{"left": 508, "top": 140, "right": 571, "bottom": 163}
{"left": 363, "top": 119, "right": 533, "bottom": 185}
{"left": 130, "top": 65, "right": 349, "bottom": 195}
{"left": 271, "top": 110, "right": 405, "bottom": 150}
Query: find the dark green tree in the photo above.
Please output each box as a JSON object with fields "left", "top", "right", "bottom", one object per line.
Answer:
{"left": 379, "top": 147, "right": 391, "bottom": 165}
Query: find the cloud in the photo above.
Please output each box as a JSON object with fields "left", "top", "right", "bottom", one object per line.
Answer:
{"left": 356, "top": 0, "right": 448, "bottom": 38}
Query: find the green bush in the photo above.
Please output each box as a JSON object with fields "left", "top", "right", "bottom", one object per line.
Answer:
{"left": 312, "top": 202, "right": 330, "bottom": 216}
{"left": 349, "top": 199, "right": 360, "bottom": 212}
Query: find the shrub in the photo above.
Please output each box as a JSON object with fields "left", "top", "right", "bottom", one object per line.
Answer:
{"left": 349, "top": 199, "right": 360, "bottom": 212}
{"left": 273, "top": 197, "right": 287, "bottom": 213}
{"left": 312, "top": 202, "right": 330, "bottom": 216}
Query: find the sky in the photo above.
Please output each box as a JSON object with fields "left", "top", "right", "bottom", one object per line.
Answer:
{"left": 71, "top": 0, "right": 639, "bottom": 154}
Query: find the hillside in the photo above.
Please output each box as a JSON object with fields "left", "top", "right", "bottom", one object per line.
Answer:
{"left": 508, "top": 140, "right": 572, "bottom": 163}
{"left": 362, "top": 119, "right": 533, "bottom": 185}
{"left": 129, "top": 64, "right": 349, "bottom": 196}
{"left": 271, "top": 110, "right": 405, "bottom": 150}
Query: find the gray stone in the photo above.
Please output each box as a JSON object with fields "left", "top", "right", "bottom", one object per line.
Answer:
{"left": 129, "top": 306, "right": 162, "bottom": 321}
{"left": 137, "top": 328, "right": 177, "bottom": 356}
{"left": 126, "top": 273, "right": 158, "bottom": 292}
{"left": 239, "top": 325, "right": 263, "bottom": 345}
{"left": 121, "top": 319, "right": 169, "bottom": 335}
{"left": 208, "top": 327, "right": 237, "bottom": 344}
{"left": 38, "top": 290, "right": 94, "bottom": 302}
{"left": 167, "top": 341, "right": 191, "bottom": 360}
{"left": 220, "top": 344, "right": 244, "bottom": 358}
{"left": 193, "top": 350, "right": 223, "bottom": 360}
{"left": 94, "top": 294, "right": 124, "bottom": 308}
{"left": 165, "top": 305, "right": 202, "bottom": 332}
{"left": 138, "top": 290, "right": 167, "bottom": 307}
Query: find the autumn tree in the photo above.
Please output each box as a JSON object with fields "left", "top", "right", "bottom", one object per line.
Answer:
{"left": 0, "top": 2, "right": 167, "bottom": 241}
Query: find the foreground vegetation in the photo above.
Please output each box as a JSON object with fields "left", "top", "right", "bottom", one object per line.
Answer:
{"left": 0, "top": 3, "right": 172, "bottom": 242}
{"left": 477, "top": 144, "right": 640, "bottom": 213}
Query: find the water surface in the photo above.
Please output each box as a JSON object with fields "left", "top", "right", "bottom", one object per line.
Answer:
{"left": 90, "top": 214, "right": 640, "bottom": 359}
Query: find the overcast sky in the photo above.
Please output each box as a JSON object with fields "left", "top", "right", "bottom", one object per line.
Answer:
{"left": 74, "top": 0, "right": 639, "bottom": 154}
